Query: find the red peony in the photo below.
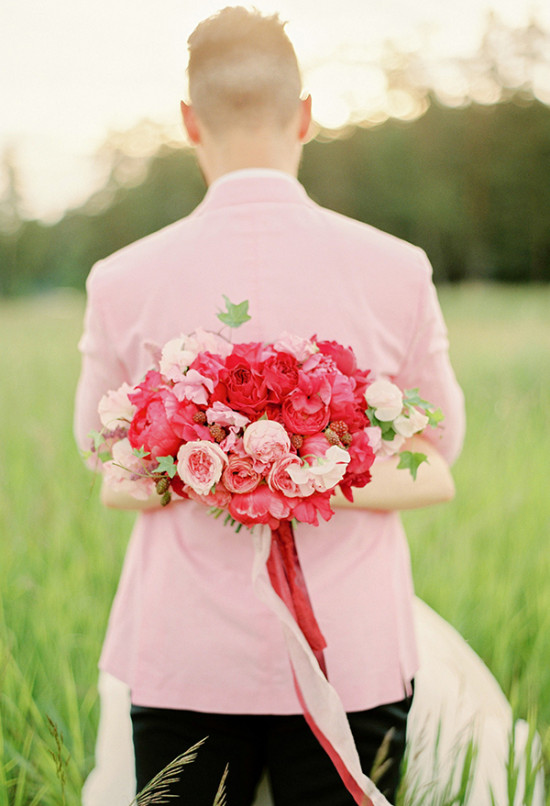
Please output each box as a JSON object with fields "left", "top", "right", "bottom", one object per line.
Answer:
{"left": 339, "top": 431, "right": 376, "bottom": 500}
{"left": 228, "top": 485, "right": 293, "bottom": 529}
{"left": 128, "top": 391, "right": 181, "bottom": 459}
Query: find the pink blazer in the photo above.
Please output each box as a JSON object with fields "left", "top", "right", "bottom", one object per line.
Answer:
{"left": 75, "top": 170, "right": 465, "bottom": 713}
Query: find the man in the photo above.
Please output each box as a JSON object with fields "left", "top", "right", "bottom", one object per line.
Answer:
{"left": 75, "top": 7, "right": 465, "bottom": 804}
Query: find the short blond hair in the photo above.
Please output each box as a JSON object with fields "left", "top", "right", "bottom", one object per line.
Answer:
{"left": 187, "top": 7, "right": 302, "bottom": 133}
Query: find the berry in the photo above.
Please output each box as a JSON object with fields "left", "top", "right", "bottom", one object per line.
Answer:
{"left": 160, "top": 490, "right": 172, "bottom": 507}
{"left": 290, "top": 434, "right": 304, "bottom": 449}
{"left": 341, "top": 432, "right": 353, "bottom": 448}
{"left": 209, "top": 424, "right": 227, "bottom": 443}
{"left": 330, "top": 421, "right": 349, "bottom": 438}
{"left": 156, "top": 477, "right": 170, "bottom": 495}
{"left": 324, "top": 428, "right": 341, "bottom": 446}
{"left": 193, "top": 411, "right": 207, "bottom": 424}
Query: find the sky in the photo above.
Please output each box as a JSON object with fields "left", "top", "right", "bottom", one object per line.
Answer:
{"left": 1, "top": 0, "right": 547, "bottom": 221}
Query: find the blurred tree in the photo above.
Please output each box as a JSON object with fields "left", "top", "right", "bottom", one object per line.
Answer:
{"left": 1, "top": 14, "right": 549, "bottom": 295}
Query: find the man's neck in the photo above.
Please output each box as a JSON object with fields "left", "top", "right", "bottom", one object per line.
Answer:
{"left": 196, "top": 129, "right": 302, "bottom": 186}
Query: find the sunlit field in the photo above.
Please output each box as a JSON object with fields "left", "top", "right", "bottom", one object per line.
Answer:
{"left": 0, "top": 284, "right": 549, "bottom": 804}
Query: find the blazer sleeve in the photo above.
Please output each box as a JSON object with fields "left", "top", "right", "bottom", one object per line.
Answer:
{"left": 74, "top": 261, "right": 129, "bottom": 464}
{"left": 395, "top": 249, "right": 466, "bottom": 465}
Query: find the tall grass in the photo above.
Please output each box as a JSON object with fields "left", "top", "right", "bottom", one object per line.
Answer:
{"left": 0, "top": 285, "right": 548, "bottom": 804}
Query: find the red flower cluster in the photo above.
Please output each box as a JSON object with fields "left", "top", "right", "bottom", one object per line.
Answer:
{"left": 101, "top": 331, "right": 377, "bottom": 528}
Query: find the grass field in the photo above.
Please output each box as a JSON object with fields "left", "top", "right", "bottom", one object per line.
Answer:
{"left": 0, "top": 284, "right": 549, "bottom": 804}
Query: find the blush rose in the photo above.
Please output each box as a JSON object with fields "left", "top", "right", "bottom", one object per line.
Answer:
{"left": 176, "top": 440, "right": 227, "bottom": 496}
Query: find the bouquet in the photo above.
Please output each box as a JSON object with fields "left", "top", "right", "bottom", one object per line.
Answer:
{"left": 92, "top": 296, "right": 441, "bottom": 522}
{"left": 89, "top": 297, "right": 443, "bottom": 806}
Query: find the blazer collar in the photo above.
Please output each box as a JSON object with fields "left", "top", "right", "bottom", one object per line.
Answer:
{"left": 195, "top": 170, "right": 310, "bottom": 213}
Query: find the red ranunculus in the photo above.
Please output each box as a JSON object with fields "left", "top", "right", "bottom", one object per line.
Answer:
{"left": 263, "top": 351, "right": 300, "bottom": 401}
{"left": 216, "top": 354, "right": 268, "bottom": 417}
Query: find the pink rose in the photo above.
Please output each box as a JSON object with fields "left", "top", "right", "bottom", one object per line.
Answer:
{"left": 282, "top": 382, "right": 331, "bottom": 435}
{"left": 267, "top": 454, "right": 303, "bottom": 497}
{"left": 176, "top": 440, "right": 227, "bottom": 496}
{"left": 365, "top": 379, "right": 403, "bottom": 421}
{"left": 228, "top": 485, "right": 293, "bottom": 528}
{"left": 242, "top": 420, "right": 291, "bottom": 464}
{"left": 222, "top": 455, "right": 261, "bottom": 494}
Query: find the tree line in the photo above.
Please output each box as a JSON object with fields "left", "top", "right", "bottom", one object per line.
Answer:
{"left": 1, "top": 13, "right": 550, "bottom": 295}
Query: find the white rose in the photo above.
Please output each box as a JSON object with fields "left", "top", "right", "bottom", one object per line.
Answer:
{"left": 393, "top": 407, "right": 429, "bottom": 438}
{"left": 365, "top": 379, "right": 403, "bottom": 421}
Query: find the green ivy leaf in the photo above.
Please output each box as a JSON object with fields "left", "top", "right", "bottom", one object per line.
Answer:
{"left": 88, "top": 429, "right": 105, "bottom": 451}
{"left": 132, "top": 446, "right": 150, "bottom": 459}
{"left": 155, "top": 455, "right": 177, "bottom": 478}
{"left": 397, "top": 451, "right": 428, "bottom": 481}
{"left": 217, "top": 296, "right": 251, "bottom": 329}
{"left": 403, "top": 388, "right": 431, "bottom": 409}
{"left": 427, "top": 407, "right": 445, "bottom": 427}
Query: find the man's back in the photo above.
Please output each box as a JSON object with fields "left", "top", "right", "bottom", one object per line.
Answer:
{"left": 75, "top": 170, "right": 464, "bottom": 715}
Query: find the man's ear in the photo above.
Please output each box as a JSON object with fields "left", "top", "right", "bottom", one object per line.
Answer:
{"left": 181, "top": 101, "right": 201, "bottom": 145}
{"left": 298, "top": 94, "right": 314, "bottom": 143}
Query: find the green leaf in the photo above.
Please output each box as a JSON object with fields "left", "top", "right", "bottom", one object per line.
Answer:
{"left": 403, "top": 388, "right": 431, "bottom": 408}
{"left": 88, "top": 429, "right": 105, "bottom": 451}
{"left": 397, "top": 451, "right": 428, "bottom": 481}
{"left": 428, "top": 407, "right": 445, "bottom": 427}
{"left": 155, "top": 455, "right": 177, "bottom": 478}
{"left": 132, "top": 446, "right": 150, "bottom": 459}
{"left": 217, "top": 296, "right": 251, "bottom": 329}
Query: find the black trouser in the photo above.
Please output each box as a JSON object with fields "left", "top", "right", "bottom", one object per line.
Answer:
{"left": 131, "top": 690, "right": 413, "bottom": 805}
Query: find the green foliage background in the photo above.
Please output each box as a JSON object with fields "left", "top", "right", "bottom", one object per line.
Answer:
{"left": 1, "top": 97, "right": 550, "bottom": 296}
{"left": 0, "top": 285, "right": 549, "bottom": 803}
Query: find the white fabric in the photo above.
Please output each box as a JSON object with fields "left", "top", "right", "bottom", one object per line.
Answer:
{"left": 251, "top": 525, "right": 390, "bottom": 805}
{"left": 81, "top": 600, "right": 545, "bottom": 806}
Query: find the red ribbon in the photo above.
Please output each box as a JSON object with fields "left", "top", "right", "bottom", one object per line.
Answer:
{"left": 266, "top": 520, "right": 328, "bottom": 677}
{"left": 265, "top": 520, "right": 377, "bottom": 805}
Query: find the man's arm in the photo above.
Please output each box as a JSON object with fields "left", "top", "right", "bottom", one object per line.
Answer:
{"left": 332, "top": 436, "right": 454, "bottom": 512}
{"left": 101, "top": 436, "right": 453, "bottom": 513}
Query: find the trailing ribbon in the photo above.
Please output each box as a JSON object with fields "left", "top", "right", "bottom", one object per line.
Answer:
{"left": 253, "top": 524, "right": 392, "bottom": 806}
{"left": 266, "top": 520, "right": 327, "bottom": 676}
